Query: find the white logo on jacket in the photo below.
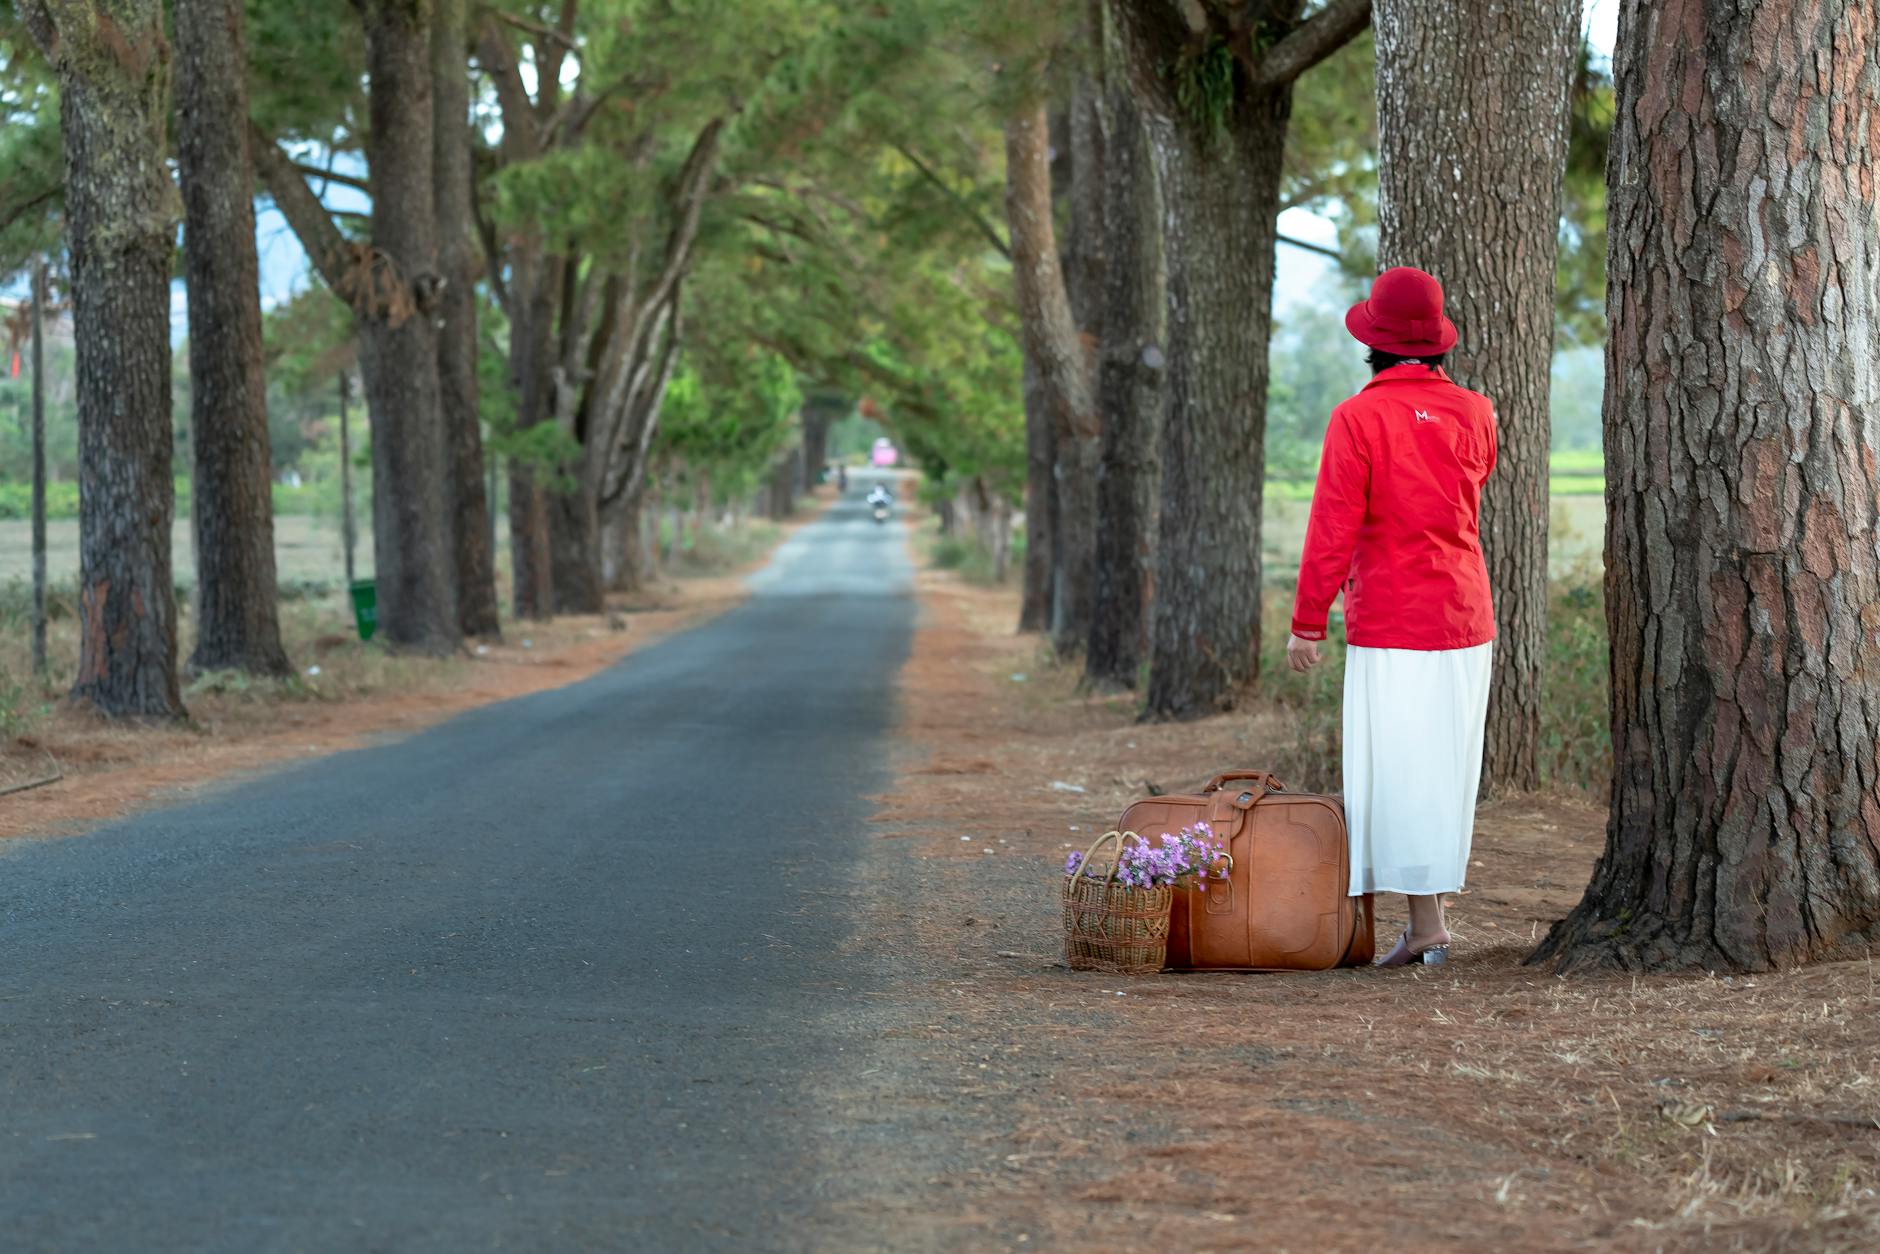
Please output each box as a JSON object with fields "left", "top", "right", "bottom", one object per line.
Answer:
{"left": 1413, "top": 409, "right": 1435, "bottom": 423}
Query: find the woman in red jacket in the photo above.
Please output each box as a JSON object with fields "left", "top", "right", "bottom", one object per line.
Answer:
{"left": 1286, "top": 266, "right": 1496, "bottom": 967}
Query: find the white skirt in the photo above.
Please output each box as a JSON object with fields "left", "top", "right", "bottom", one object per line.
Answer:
{"left": 1343, "top": 641, "right": 1494, "bottom": 896}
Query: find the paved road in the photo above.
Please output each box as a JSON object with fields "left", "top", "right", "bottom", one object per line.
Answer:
{"left": 0, "top": 482, "right": 916, "bottom": 1252}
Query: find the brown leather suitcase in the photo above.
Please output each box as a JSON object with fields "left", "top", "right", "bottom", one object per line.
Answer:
{"left": 1117, "top": 770, "right": 1374, "bottom": 971}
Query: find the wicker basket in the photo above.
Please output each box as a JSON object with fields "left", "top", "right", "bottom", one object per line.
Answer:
{"left": 1061, "top": 830, "right": 1173, "bottom": 975}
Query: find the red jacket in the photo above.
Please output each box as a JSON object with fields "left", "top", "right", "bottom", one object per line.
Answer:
{"left": 1290, "top": 364, "right": 1497, "bottom": 651}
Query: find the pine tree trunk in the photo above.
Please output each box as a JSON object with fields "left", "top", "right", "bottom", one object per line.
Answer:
{"left": 548, "top": 484, "right": 604, "bottom": 614}
{"left": 433, "top": 0, "right": 499, "bottom": 639}
{"left": 768, "top": 458, "right": 794, "bottom": 520}
{"left": 29, "top": 259, "right": 48, "bottom": 676}
{"left": 1019, "top": 351, "right": 1056, "bottom": 632}
{"left": 641, "top": 491, "right": 661, "bottom": 580}
{"left": 1531, "top": 0, "right": 1880, "bottom": 972}
{"left": 175, "top": 0, "right": 289, "bottom": 678}
{"left": 992, "top": 495, "right": 1012, "bottom": 583}
{"left": 356, "top": 0, "right": 457, "bottom": 654}
{"left": 1136, "top": 105, "right": 1285, "bottom": 719}
{"left": 1116, "top": 0, "right": 1369, "bottom": 719}
{"left": 603, "top": 490, "right": 646, "bottom": 594}
{"left": 506, "top": 255, "right": 561, "bottom": 621}
{"left": 1375, "top": 0, "right": 1577, "bottom": 793}
{"left": 24, "top": 0, "right": 186, "bottom": 718}
{"left": 694, "top": 472, "right": 712, "bottom": 539}
{"left": 1085, "top": 38, "right": 1163, "bottom": 691}
{"left": 1005, "top": 103, "right": 1100, "bottom": 656}
{"left": 801, "top": 399, "right": 841, "bottom": 487}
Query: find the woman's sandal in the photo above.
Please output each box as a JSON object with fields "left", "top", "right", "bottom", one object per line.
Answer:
{"left": 1376, "top": 929, "right": 1451, "bottom": 967}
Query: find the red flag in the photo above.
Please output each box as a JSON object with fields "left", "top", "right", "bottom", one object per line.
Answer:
{"left": 8, "top": 350, "right": 17, "bottom": 380}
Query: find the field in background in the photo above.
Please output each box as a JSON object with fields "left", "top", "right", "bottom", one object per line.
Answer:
{"left": 0, "top": 502, "right": 808, "bottom": 832}
{"left": 1263, "top": 492, "right": 1603, "bottom": 580}
{"left": 0, "top": 514, "right": 388, "bottom": 589}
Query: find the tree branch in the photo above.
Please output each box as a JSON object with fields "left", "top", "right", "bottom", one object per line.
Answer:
{"left": 293, "top": 161, "right": 371, "bottom": 194}
{"left": 250, "top": 125, "right": 354, "bottom": 292}
{"left": 0, "top": 184, "right": 60, "bottom": 236}
{"left": 469, "top": 160, "right": 511, "bottom": 314}
{"left": 1251, "top": 0, "right": 1371, "bottom": 90}
{"left": 891, "top": 142, "right": 1009, "bottom": 259}
{"left": 476, "top": 21, "right": 540, "bottom": 165}
{"left": 635, "top": 116, "right": 725, "bottom": 332}
{"left": 1278, "top": 231, "right": 1340, "bottom": 260}
{"left": 496, "top": 9, "right": 578, "bottom": 53}
{"left": 1003, "top": 103, "right": 1097, "bottom": 442}
{"left": 739, "top": 209, "right": 818, "bottom": 246}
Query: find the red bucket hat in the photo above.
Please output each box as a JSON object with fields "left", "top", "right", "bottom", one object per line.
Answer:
{"left": 1344, "top": 266, "right": 1457, "bottom": 356}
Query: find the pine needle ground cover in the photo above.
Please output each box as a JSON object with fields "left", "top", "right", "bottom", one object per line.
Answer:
{"left": 849, "top": 562, "right": 1880, "bottom": 1250}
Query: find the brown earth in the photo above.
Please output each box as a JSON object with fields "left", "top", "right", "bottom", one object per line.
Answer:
{"left": 861, "top": 565, "right": 1880, "bottom": 1252}
{"left": 0, "top": 508, "right": 826, "bottom": 843}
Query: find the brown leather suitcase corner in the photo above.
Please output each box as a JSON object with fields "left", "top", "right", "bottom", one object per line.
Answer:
{"left": 1117, "top": 770, "right": 1374, "bottom": 971}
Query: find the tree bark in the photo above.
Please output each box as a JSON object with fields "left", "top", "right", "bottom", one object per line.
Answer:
{"left": 801, "top": 397, "right": 841, "bottom": 488}
{"left": 175, "top": 0, "right": 289, "bottom": 679}
{"left": 1116, "top": 0, "right": 1370, "bottom": 720}
{"left": 1531, "top": 0, "right": 1880, "bottom": 972}
{"left": 1004, "top": 102, "right": 1100, "bottom": 657}
{"left": 768, "top": 456, "right": 797, "bottom": 520}
{"left": 340, "top": 370, "right": 357, "bottom": 590}
{"left": 1085, "top": 24, "right": 1163, "bottom": 690}
{"left": 1138, "top": 108, "right": 1274, "bottom": 718}
{"left": 29, "top": 259, "right": 48, "bottom": 676}
{"left": 577, "top": 122, "right": 721, "bottom": 597}
{"left": 476, "top": 20, "right": 559, "bottom": 621}
{"left": 433, "top": 0, "right": 500, "bottom": 638}
{"left": 549, "top": 486, "right": 604, "bottom": 614}
{"left": 22, "top": 0, "right": 186, "bottom": 718}
{"left": 356, "top": 0, "right": 458, "bottom": 653}
{"left": 603, "top": 488, "right": 647, "bottom": 594}
{"left": 507, "top": 256, "right": 561, "bottom": 620}
{"left": 1374, "top": 0, "right": 1577, "bottom": 792}
{"left": 1018, "top": 349, "right": 1056, "bottom": 632}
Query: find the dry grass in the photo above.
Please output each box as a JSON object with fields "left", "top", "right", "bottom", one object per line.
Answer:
{"left": 864, "top": 566, "right": 1880, "bottom": 1251}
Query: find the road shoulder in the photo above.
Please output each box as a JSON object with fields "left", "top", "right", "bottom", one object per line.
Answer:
{"left": 839, "top": 561, "right": 1880, "bottom": 1250}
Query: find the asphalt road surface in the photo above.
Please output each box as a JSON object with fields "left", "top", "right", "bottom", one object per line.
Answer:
{"left": 1, "top": 479, "right": 919, "bottom": 1252}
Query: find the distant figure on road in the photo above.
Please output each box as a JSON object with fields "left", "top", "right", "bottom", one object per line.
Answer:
{"left": 836, "top": 464, "right": 848, "bottom": 492}
{"left": 1284, "top": 266, "right": 1497, "bottom": 970}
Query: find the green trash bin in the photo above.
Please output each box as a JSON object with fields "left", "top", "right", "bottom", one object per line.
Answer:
{"left": 349, "top": 579, "right": 378, "bottom": 642}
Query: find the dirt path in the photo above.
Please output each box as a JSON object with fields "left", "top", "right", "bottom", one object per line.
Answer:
{"left": 0, "top": 508, "right": 827, "bottom": 843}
{"left": 856, "top": 567, "right": 1880, "bottom": 1252}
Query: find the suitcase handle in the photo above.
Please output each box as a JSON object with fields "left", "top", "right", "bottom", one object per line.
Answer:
{"left": 1201, "top": 770, "right": 1285, "bottom": 795}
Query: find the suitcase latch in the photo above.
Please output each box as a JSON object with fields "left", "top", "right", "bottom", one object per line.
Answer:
{"left": 1203, "top": 851, "right": 1235, "bottom": 915}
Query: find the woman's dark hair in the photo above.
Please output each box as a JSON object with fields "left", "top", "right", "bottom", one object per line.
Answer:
{"left": 1366, "top": 347, "right": 1448, "bottom": 374}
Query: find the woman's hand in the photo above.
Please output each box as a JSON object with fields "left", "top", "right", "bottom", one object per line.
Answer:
{"left": 1286, "top": 634, "right": 1323, "bottom": 673}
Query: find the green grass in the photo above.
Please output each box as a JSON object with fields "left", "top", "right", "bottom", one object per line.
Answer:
{"left": 1262, "top": 494, "right": 1605, "bottom": 580}
{"left": 1269, "top": 451, "right": 1606, "bottom": 502}
{"left": 927, "top": 531, "right": 1006, "bottom": 584}
{"left": 0, "top": 514, "right": 449, "bottom": 588}
{"left": 1548, "top": 447, "right": 1604, "bottom": 474}
{"left": 1549, "top": 475, "right": 1605, "bottom": 496}
{"left": 0, "top": 478, "right": 333, "bottom": 523}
